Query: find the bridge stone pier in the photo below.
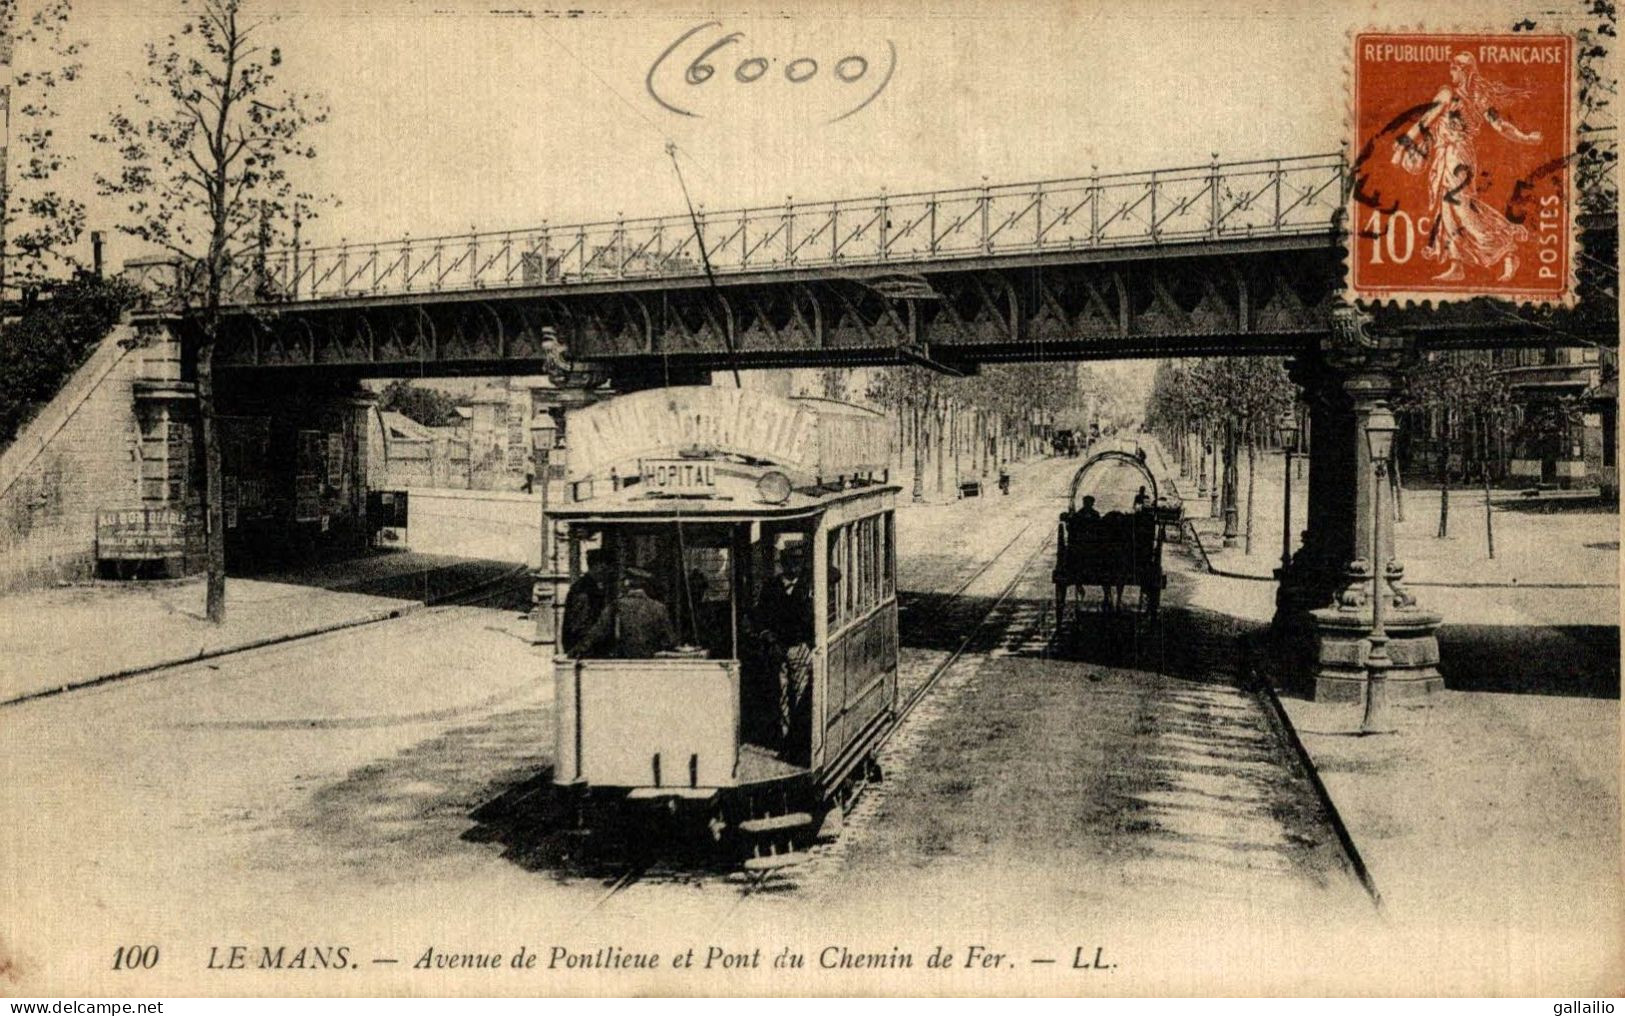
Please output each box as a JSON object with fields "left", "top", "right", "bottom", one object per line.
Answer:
{"left": 1276, "top": 307, "right": 1443, "bottom": 701}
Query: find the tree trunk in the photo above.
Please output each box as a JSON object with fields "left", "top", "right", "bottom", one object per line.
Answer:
{"left": 1244, "top": 435, "right": 1255, "bottom": 555}
{"left": 197, "top": 338, "right": 227, "bottom": 623}
{"left": 1392, "top": 462, "right": 1405, "bottom": 522}
{"left": 1221, "top": 419, "right": 1239, "bottom": 544}
{"left": 1483, "top": 414, "right": 1496, "bottom": 559}
{"left": 1437, "top": 411, "right": 1450, "bottom": 539}
{"left": 910, "top": 401, "right": 924, "bottom": 503}
{"left": 934, "top": 407, "right": 947, "bottom": 495}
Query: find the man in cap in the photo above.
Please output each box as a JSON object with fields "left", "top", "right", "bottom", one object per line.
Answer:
{"left": 578, "top": 564, "right": 678, "bottom": 659}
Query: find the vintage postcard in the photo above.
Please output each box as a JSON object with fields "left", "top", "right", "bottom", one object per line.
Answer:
{"left": 0, "top": 0, "right": 1618, "bottom": 1001}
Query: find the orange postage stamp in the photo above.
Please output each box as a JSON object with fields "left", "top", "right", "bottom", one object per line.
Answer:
{"left": 1348, "top": 31, "right": 1575, "bottom": 305}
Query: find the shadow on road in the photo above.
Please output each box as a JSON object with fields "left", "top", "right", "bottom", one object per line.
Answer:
{"left": 1437, "top": 624, "right": 1620, "bottom": 699}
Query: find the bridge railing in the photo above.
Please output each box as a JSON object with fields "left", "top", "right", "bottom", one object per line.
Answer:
{"left": 227, "top": 153, "right": 1348, "bottom": 304}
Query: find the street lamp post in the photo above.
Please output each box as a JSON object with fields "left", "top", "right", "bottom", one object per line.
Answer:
{"left": 1198, "top": 433, "right": 1210, "bottom": 499}
{"left": 1276, "top": 409, "right": 1299, "bottom": 576}
{"left": 531, "top": 414, "right": 559, "bottom": 646}
{"left": 1361, "top": 405, "right": 1399, "bottom": 735}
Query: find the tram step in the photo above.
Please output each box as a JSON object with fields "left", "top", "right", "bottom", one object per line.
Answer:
{"left": 625, "top": 787, "right": 719, "bottom": 801}
{"left": 742, "top": 851, "right": 811, "bottom": 872}
{"left": 737, "top": 812, "right": 813, "bottom": 835}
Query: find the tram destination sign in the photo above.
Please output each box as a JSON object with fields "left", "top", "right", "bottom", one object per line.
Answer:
{"left": 640, "top": 458, "right": 719, "bottom": 495}
{"left": 569, "top": 387, "right": 891, "bottom": 485}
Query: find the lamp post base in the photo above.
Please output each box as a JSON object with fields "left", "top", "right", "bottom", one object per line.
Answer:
{"left": 1306, "top": 604, "right": 1443, "bottom": 703}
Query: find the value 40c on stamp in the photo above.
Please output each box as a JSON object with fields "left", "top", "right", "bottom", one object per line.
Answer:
{"left": 1349, "top": 31, "right": 1575, "bottom": 305}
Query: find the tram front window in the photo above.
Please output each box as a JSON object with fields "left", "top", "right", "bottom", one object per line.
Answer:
{"left": 562, "top": 523, "right": 737, "bottom": 660}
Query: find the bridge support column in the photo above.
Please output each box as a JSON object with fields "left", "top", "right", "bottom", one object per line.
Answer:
{"left": 1274, "top": 309, "right": 1443, "bottom": 702}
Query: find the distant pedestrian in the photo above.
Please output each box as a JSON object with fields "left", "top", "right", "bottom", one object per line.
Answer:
{"left": 998, "top": 469, "right": 1011, "bottom": 495}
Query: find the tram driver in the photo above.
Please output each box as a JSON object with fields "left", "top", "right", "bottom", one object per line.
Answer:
{"left": 576, "top": 565, "right": 679, "bottom": 659}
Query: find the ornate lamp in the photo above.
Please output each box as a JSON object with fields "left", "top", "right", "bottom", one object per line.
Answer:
{"left": 1276, "top": 409, "right": 1300, "bottom": 574}
{"left": 530, "top": 415, "right": 560, "bottom": 646}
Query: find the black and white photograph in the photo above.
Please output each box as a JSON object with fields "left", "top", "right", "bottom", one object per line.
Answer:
{"left": 0, "top": 0, "right": 1617, "bottom": 1000}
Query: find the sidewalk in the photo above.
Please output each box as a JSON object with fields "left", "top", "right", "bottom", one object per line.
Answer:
{"left": 1271, "top": 687, "right": 1619, "bottom": 991}
{"left": 1145, "top": 435, "right": 1621, "bottom": 989}
{"left": 1175, "top": 449, "right": 1618, "bottom": 589}
{"left": 0, "top": 551, "right": 524, "bottom": 705}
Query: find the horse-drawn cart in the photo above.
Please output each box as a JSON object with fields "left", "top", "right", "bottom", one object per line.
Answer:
{"left": 1052, "top": 450, "right": 1181, "bottom": 622}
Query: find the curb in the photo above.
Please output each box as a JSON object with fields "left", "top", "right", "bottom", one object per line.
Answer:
{"left": 1240, "top": 636, "right": 1384, "bottom": 913}
{"left": 0, "top": 566, "right": 531, "bottom": 709}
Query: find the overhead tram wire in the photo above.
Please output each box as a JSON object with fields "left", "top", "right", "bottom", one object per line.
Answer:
{"left": 667, "top": 142, "right": 744, "bottom": 390}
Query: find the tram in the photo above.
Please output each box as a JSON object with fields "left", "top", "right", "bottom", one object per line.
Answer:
{"left": 546, "top": 386, "right": 899, "bottom": 866}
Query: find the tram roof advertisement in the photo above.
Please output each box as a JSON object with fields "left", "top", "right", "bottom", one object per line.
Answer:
{"left": 565, "top": 387, "right": 893, "bottom": 491}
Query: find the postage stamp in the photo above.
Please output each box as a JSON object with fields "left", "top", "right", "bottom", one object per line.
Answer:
{"left": 1348, "top": 31, "right": 1575, "bottom": 305}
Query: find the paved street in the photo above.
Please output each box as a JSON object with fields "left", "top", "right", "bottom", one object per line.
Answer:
{"left": 2, "top": 447, "right": 1616, "bottom": 994}
{"left": 0, "top": 451, "right": 1379, "bottom": 995}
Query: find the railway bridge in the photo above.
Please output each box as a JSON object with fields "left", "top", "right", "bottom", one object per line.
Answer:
{"left": 122, "top": 147, "right": 1617, "bottom": 700}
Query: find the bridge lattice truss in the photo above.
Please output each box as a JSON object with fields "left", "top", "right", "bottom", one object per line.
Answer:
{"left": 209, "top": 148, "right": 1617, "bottom": 377}
{"left": 232, "top": 154, "right": 1346, "bottom": 303}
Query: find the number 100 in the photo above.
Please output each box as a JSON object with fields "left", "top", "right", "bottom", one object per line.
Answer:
{"left": 112, "top": 945, "right": 159, "bottom": 970}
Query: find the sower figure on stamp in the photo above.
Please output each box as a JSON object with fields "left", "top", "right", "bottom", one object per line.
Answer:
{"left": 1391, "top": 50, "right": 1543, "bottom": 282}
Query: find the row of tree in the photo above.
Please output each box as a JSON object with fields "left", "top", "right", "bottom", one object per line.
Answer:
{"left": 865, "top": 363, "right": 1100, "bottom": 498}
{"left": 1143, "top": 357, "right": 1296, "bottom": 553}
{"left": 1144, "top": 353, "right": 1529, "bottom": 555}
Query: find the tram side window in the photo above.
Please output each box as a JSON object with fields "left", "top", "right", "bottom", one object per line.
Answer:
{"left": 883, "top": 512, "right": 895, "bottom": 599}
{"left": 827, "top": 527, "right": 846, "bottom": 627}
{"left": 827, "top": 514, "right": 891, "bottom": 631}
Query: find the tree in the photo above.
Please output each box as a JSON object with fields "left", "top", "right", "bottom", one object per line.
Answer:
{"left": 2, "top": 0, "right": 88, "bottom": 293}
{"left": 0, "top": 274, "right": 136, "bottom": 445}
{"left": 1181, "top": 357, "right": 1294, "bottom": 548}
{"left": 378, "top": 379, "right": 459, "bottom": 428}
{"left": 1396, "top": 354, "right": 1511, "bottom": 546}
{"left": 96, "top": 0, "right": 329, "bottom": 622}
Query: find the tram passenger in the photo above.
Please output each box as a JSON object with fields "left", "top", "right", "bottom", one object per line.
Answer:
{"left": 1077, "top": 495, "right": 1101, "bottom": 521}
{"left": 578, "top": 566, "right": 678, "bottom": 659}
{"left": 561, "top": 548, "right": 610, "bottom": 656}
{"left": 751, "top": 539, "right": 815, "bottom": 759}
{"left": 1133, "top": 486, "right": 1149, "bottom": 510}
